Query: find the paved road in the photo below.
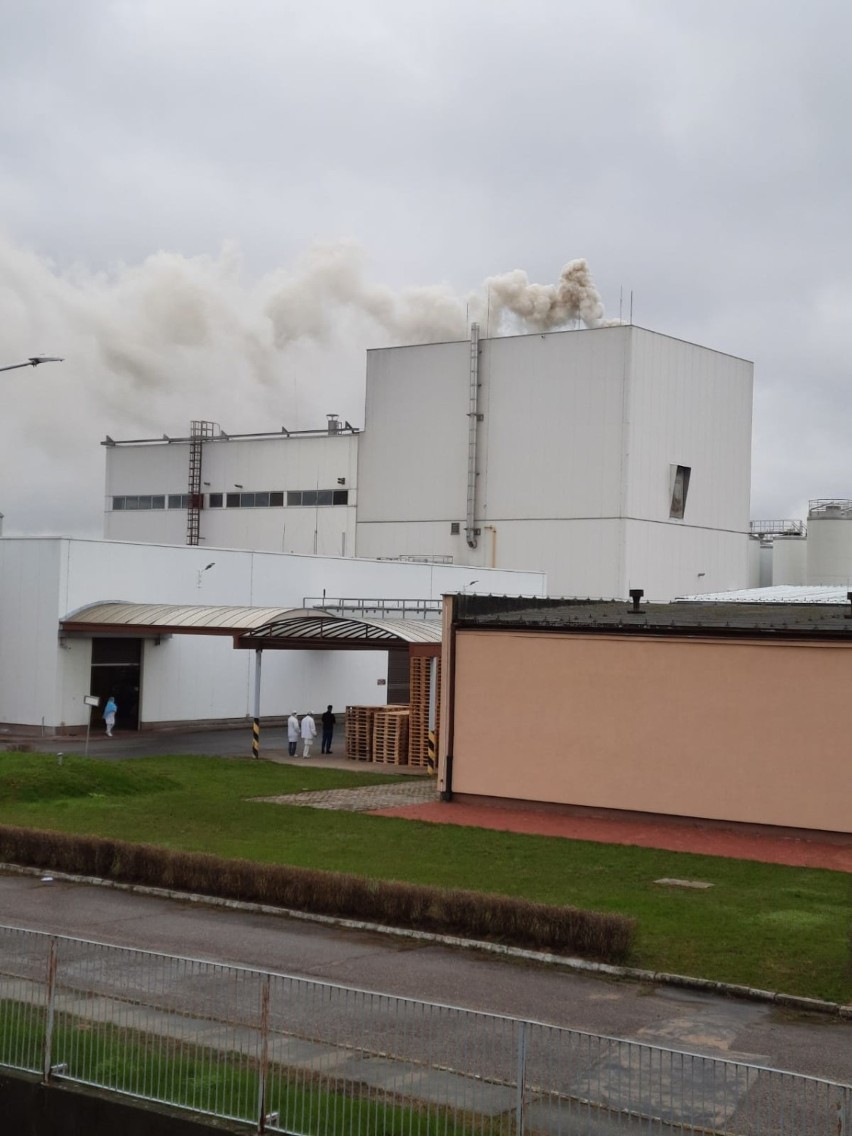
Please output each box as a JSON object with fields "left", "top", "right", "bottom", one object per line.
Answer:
{"left": 0, "top": 873, "right": 848, "bottom": 1085}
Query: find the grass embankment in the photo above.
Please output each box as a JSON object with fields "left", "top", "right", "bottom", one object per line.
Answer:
{"left": 0, "top": 753, "right": 849, "bottom": 1002}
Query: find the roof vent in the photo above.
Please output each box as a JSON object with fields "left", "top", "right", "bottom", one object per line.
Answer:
{"left": 846, "top": 591, "right": 852, "bottom": 619}
{"left": 326, "top": 414, "right": 341, "bottom": 435}
{"left": 628, "top": 589, "right": 645, "bottom": 614}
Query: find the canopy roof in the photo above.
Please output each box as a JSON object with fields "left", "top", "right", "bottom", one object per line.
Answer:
{"left": 61, "top": 602, "right": 442, "bottom": 650}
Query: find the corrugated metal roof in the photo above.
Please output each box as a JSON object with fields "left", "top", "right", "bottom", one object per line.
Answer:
{"left": 677, "top": 585, "right": 851, "bottom": 604}
{"left": 242, "top": 611, "right": 442, "bottom": 644}
{"left": 62, "top": 602, "right": 295, "bottom": 630}
{"left": 61, "top": 602, "right": 442, "bottom": 644}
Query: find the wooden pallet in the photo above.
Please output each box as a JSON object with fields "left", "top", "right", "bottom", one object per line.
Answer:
{"left": 345, "top": 705, "right": 382, "bottom": 761}
{"left": 372, "top": 708, "right": 410, "bottom": 765}
{"left": 408, "top": 657, "right": 441, "bottom": 769}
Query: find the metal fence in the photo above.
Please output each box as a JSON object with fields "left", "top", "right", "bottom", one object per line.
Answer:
{"left": 0, "top": 924, "right": 849, "bottom": 1135}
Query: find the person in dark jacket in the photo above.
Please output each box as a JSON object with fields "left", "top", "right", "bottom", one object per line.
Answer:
{"left": 321, "top": 705, "right": 336, "bottom": 754}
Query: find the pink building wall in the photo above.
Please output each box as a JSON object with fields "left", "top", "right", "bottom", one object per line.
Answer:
{"left": 443, "top": 630, "right": 852, "bottom": 834}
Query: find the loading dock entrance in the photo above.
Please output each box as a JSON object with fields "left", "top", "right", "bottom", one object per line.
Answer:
{"left": 89, "top": 638, "right": 141, "bottom": 730}
{"left": 61, "top": 602, "right": 442, "bottom": 758}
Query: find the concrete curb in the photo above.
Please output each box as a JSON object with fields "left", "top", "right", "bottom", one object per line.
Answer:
{"left": 3, "top": 862, "right": 850, "bottom": 1019}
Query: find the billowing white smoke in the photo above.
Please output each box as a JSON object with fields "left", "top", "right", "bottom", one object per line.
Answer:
{"left": 483, "top": 259, "right": 606, "bottom": 330}
{"left": 0, "top": 235, "right": 610, "bottom": 534}
{"left": 262, "top": 244, "right": 609, "bottom": 346}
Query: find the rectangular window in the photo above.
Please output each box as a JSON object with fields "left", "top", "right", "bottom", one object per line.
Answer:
{"left": 125, "top": 496, "right": 141, "bottom": 510}
{"left": 226, "top": 493, "right": 240, "bottom": 508}
{"left": 270, "top": 491, "right": 284, "bottom": 507}
{"left": 302, "top": 490, "right": 318, "bottom": 507}
{"left": 112, "top": 497, "right": 126, "bottom": 510}
{"left": 151, "top": 496, "right": 165, "bottom": 510}
{"left": 670, "top": 465, "right": 691, "bottom": 519}
{"left": 254, "top": 491, "right": 270, "bottom": 507}
{"left": 240, "top": 492, "right": 256, "bottom": 508}
{"left": 287, "top": 491, "right": 302, "bottom": 506}
{"left": 208, "top": 493, "right": 223, "bottom": 508}
{"left": 167, "top": 494, "right": 184, "bottom": 509}
{"left": 332, "top": 489, "right": 349, "bottom": 506}
{"left": 316, "top": 490, "right": 333, "bottom": 506}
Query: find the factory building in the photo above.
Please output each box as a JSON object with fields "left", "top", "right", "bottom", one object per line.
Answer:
{"left": 0, "top": 536, "right": 543, "bottom": 735}
{"left": 103, "top": 324, "right": 754, "bottom": 602}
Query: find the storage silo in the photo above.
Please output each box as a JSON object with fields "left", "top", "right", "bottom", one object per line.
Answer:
{"left": 806, "top": 500, "right": 852, "bottom": 585}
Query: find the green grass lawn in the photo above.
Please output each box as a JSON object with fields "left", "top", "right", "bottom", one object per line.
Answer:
{"left": 0, "top": 752, "right": 849, "bottom": 1003}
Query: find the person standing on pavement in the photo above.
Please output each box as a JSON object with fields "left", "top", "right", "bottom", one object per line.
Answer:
{"left": 103, "top": 696, "right": 118, "bottom": 737}
{"left": 300, "top": 711, "right": 316, "bottom": 758}
{"left": 287, "top": 712, "right": 300, "bottom": 757}
{"left": 321, "top": 704, "right": 336, "bottom": 754}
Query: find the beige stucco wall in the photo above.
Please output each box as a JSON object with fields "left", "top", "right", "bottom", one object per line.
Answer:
{"left": 447, "top": 629, "right": 852, "bottom": 833}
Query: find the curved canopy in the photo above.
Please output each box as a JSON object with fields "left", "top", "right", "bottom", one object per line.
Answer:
{"left": 61, "top": 602, "right": 442, "bottom": 650}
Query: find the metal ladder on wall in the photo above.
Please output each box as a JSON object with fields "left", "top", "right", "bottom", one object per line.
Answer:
{"left": 186, "top": 420, "right": 217, "bottom": 546}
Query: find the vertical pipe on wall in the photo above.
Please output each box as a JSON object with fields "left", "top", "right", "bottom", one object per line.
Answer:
{"left": 465, "top": 324, "right": 481, "bottom": 550}
{"left": 440, "top": 595, "right": 457, "bottom": 801}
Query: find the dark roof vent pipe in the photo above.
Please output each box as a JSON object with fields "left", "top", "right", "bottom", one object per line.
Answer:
{"left": 628, "top": 588, "right": 645, "bottom": 614}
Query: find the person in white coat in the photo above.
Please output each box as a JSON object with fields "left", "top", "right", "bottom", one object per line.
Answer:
{"left": 286, "top": 713, "right": 300, "bottom": 757}
{"left": 300, "top": 712, "right": 317, "bottom": 758}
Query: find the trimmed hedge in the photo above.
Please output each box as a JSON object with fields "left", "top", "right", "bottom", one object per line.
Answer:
{"left": 0, "top": 824, "right": 636, "bottom": 963}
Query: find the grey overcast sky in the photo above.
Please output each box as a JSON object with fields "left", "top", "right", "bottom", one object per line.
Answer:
{"left": 1, "top": 0, "right": 851, "bottom": 535}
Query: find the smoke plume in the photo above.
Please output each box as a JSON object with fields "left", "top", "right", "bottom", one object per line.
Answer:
{"left": 0, "top": 235, "right": 611, "bottom": 534}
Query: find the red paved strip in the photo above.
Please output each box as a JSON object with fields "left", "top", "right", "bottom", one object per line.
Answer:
{"left": 370, "top": 801, "right": 852, "bottom": 872}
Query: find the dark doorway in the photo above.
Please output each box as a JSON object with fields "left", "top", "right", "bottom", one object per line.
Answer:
{"left": 89, "top": 638, "right": 142, "bottom": 730}
{"left": 386, "top": 649, "right": 410, "bottom": 704}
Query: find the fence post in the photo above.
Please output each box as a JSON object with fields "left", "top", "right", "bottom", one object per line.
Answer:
{"left": 42, "top": 938, "right": 58, "bottom": 1083}
{"left": 256, "top": 975, "right": 271, "bottom": 1133}
{"left": 515, "top": 1021, "right": 527, "bottom": 1134}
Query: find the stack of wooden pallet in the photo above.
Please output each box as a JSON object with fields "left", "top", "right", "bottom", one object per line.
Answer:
{"left": 345, "top": 705, "right": 380, "bottom": 761}
{"left": 372, "top": 707, "right": 410, "bottom": 765}
{"left": 408, "top": 656, "right": 441, "bottom": 770}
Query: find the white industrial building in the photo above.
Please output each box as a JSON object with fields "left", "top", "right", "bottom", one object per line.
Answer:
{"left": 104, "top": 325, "right": 755, "bottom": 601}
{"left": 0, "top": 536, "right": 543, "bottom": 735}
{"left": 751, "top": 500, "right": 852, "bottom": 589}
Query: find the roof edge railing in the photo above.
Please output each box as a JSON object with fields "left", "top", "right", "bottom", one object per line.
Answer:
{"left": 302, "top": 597, "right": 442, "bottom": 619}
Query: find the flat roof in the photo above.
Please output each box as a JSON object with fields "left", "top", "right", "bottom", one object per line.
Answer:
{"left": 453, "top": 594, "right": 852, "bottom": 639}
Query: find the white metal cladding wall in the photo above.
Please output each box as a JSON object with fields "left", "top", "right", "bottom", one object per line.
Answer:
{"left": 0, "top": 539, "right": 64, "bottom": 728}
{"left": 477, "top": 327, "right": 628, "bottom": 519}
{"left": 354, "top": 520, "right": 480, "bottom": 565}
{"left": 624, "top": 329, "right": 753, "bottom": 529}
{"left": 622, "top": 520, "right": 750, "bottom": 602}
{"left": 805, "top": 519, "right": 852, "bottom": 585}
{"left": 105, "top": 434, "right": 359, "bottom": 556}
{"left": 475, "top": 518, "right": 625, "bottom": 599}
{"left": 771, "top": 536, "right": 808, "bottom": 586}
{"left": 357, "top": 340, "right": 470, "bottom": 523}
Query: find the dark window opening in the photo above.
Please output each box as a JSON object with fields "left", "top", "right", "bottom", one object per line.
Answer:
{"left": 226, "top": 493, "right": 240, "bottom": 508}
{"left": 670, "top": 465, "right": 691, "bottom": 519}
{"left": 270, "top": 491, "right": 284, "bottom": 506}
{"left": 208, "top": 493, "right": 223, "bottom": 508}
{"left": 332, "top": 489, "right": 349, "bottom": 505}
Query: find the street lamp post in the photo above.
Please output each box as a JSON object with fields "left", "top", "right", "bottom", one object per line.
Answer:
{"left": 0, "top": 356, "right": 64, "bottom": 374}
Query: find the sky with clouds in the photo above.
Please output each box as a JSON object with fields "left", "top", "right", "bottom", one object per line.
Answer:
{"left": 1, "top": 0, "right": 851, "bottom": 535}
